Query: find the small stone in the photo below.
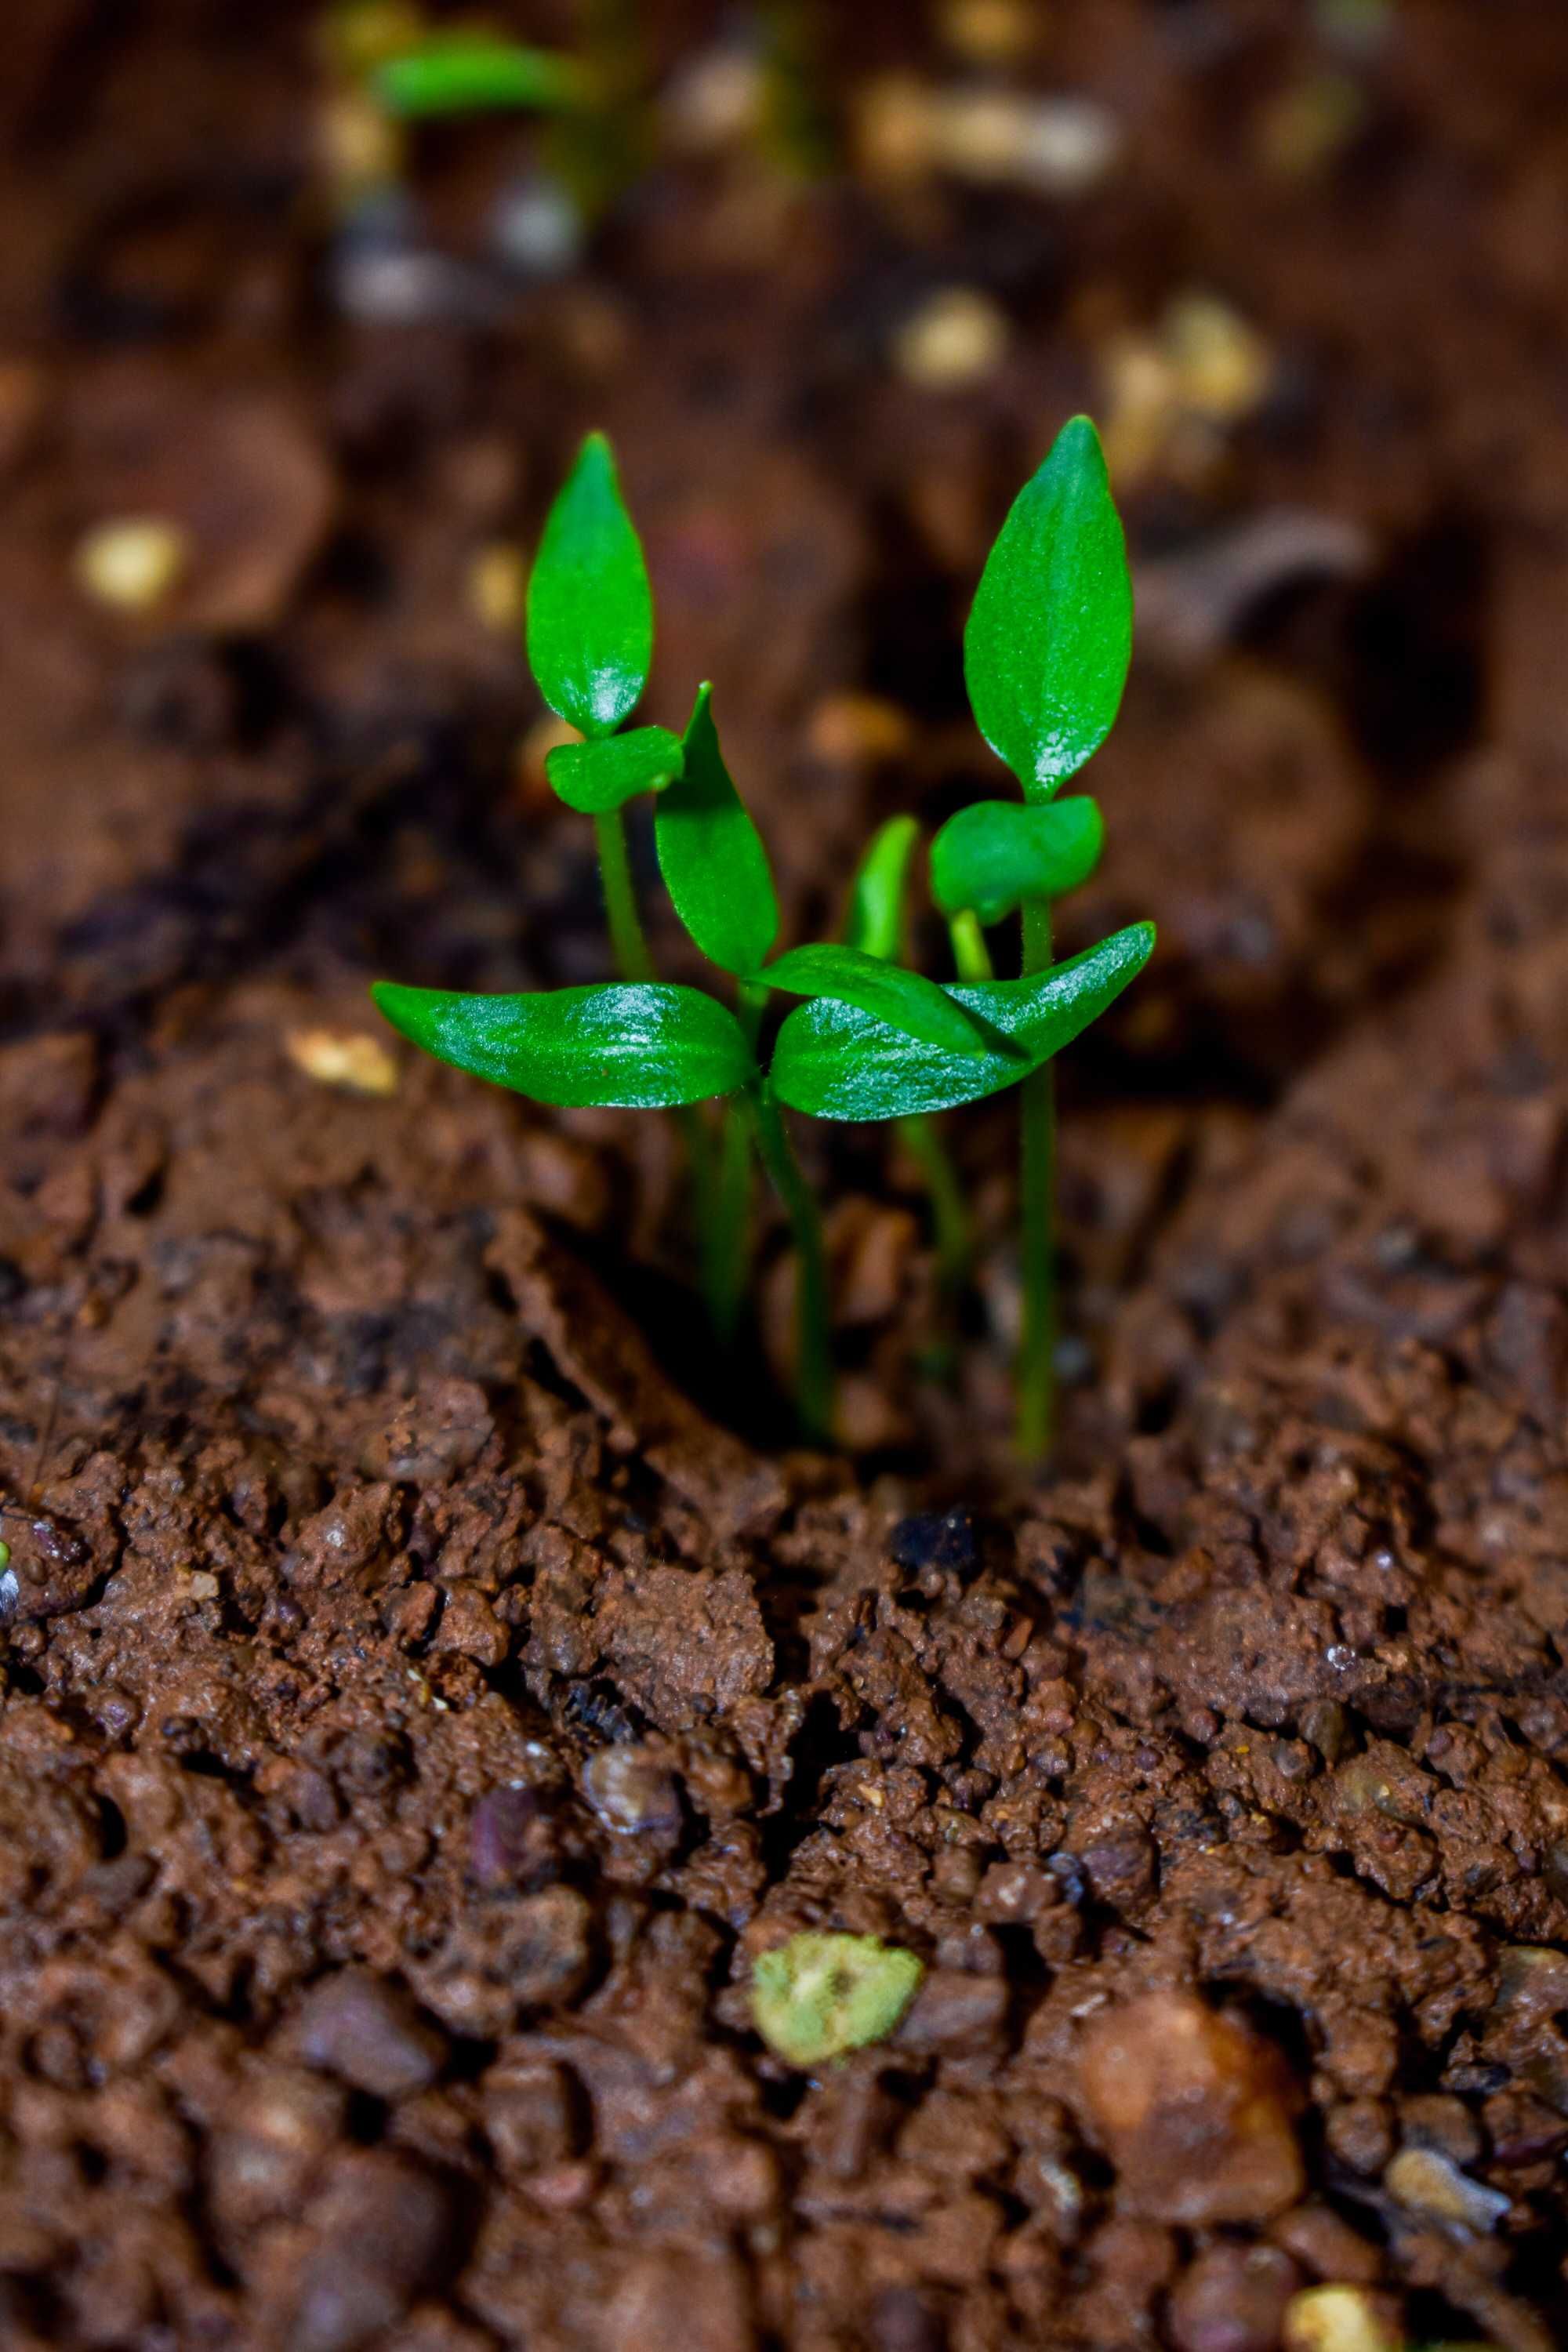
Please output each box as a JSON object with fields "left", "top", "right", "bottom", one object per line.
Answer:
{"left": 468, "top": 1785, "right": 557, "bottom": 1892}
{"left": 467, "top": 543, "right": 524, "bottom": 634}
{"left": 488, "top": 174, "right": 584, "bottom": 278}
{"left": 1164, "top": 292, "right": 1274, "bottom": 424}
{"left": 285, "top": 1027, "right": 400, "bottom": 1097}
{"left": 1324, "top": 2099, "right": 1396, "bottom": 2176}
{"left": 517, "top": 712, "right": 583, "bottom": 808}
{"left": 662, "top": 46, "right": 768, "bottom": 151}
{"left": 891, "top": 288, "right": 1010, "bottom": 390}
{"left": 603, "top": 2250, "right": 754, "bottom": 2352}
{"left": 296, "top": 1968, "right": 445, "bottom": 2100}
{"left": 581, "top": 1744, "right": 683, "bottom": 1839}
{"left": 752, "top": 1931, "right": 923, "bottom": 2068}
{"left": 805, "top": 691, "right": 914, "bottom": 768}
{"left": 935, "top": 88, "right": 1122, "bottom": 194}
{"left": 74, "top": 517, "right": 190, "bottom": 612}
{"left": 938, "top": 0, "right": 1036, "bottom": 65}
{"left": 288, "top": 2150, "right": 452, "bottom": 2352}
{"left": 1077, "top": 1825, "right": 1157, "bottom": 1908}
{"left": 209, "top": 2067, "right": 347, "bottom": 2238}
{"left": 1281, "top": 2287, "right": 1403, "bottom": 2352}
{"left": 895, "top": 1968, "right": 1008, "bottom": 2054}
{"left": 481, "top": 2058, "right": 576, "bottom": 2174}
{"left": 1076, "top": 1993, "right": 1304, "bottom": 2224}
{"left": 1167, "top": 2245, "right": 1300, "bottom": 2352}
{"left": 1384, "top": 2145, "right": 1511, "bottom": 2235}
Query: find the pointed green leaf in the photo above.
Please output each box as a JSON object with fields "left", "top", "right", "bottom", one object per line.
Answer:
{"left": 770, "top": 922, "right": 1155, "bottom": 1120}
{"left": 964, "top": 416, "right": 1132, "bottom": 801}
{"left": 372, "top": 981, "right": 754, "bottom": 1108}
{"left": 526, "top": 434, "right": 652, "bottom": 739}
{"left": 372, "top": 37, "right": 581, "bottom": 117}
{"left": 763, "top": 943, "right": 1007, "bottom": 1061}
{"left": 931, "top": 797, "right": 1104, "bottom": 924}
{"left": 845, "top": 815, "right": 920, "bottom": 963}
{"left": 545, "top": 727, "right": 684, "bottom": 815}
{"left": 655, "top": 684, "right": 780, "bottom": 976}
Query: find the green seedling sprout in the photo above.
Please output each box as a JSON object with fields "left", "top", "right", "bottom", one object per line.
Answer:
{"left": 373, "top": 423, "right": 1152, "bottom": 1448}
{"left": 752, "top": 1930, "right": 922, "bottom": 2067}
{"left": 946, "top": 413, "right": 1135, "bottom": 1459}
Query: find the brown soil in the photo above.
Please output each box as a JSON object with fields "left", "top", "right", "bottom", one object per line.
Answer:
{"left": 2, "top": 3, "right": 1568, "bottom": 2348}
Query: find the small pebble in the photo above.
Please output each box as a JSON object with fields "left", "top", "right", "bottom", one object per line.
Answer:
{"left": 804, "top": 691, "right": 913, "bottom": 767}
{"left": 1167, "top": 2244, "right": 1300, "bottom": 2352}
{"left": 580, "top": 1744, "right": 683, "bottom": 1839}
{"left": 285, "top": 1027, "right": 400, "bottom": 1098}
{"left": 488, "top": 175, "right": 584, "bottom": 278}
{"left": 296, "top": 1966, "right": 446, "bottom": 2100}
{"left": 938, "top": 0, "right": 1036, "bottom": 65}
{"left": 891, "top": 287, "right": 1010, "bottom": 390}
{"left": 74, "top": 517, "right": 190, "bottom": 612}
{"left": 662, "top": 46, "right": 768, "bottom": 150}
{"left": 935, "top": 89, "right": 1122, "bottom": 195}
{"left": 468, "top": 543, "right": 524, "bottom": 634}
{"left": 1384, "top": 2144, "right": 1511, "bottom": 2234}
{"left": 1281, "top": 2286, "right": 1403, "bottom": 2352}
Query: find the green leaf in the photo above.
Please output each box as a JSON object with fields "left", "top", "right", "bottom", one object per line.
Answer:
{"left": 845, "top": 815, "right": 921, "bottom": 963}
{"left": 931, "top": 797, "right": 1104, "bottom": 924}
{"left": 763, "top": 943, "right": 1007, "bottom": 1061}
{"left": 752, "top": 1932, "right": 924, "bottom": 2068}
{"left": 964, "top": 415, "right": 1132, "bottom": 801}
{"left": 655, "top": 684, "right": 780, "bottom": 975}
{"left": 526, "top": 434, "right": 652, "bottom": 739}
{"left": 771, "top": 921, "right": 1155, "bottom": 1120}
{"left": 372, "top": 980, "right": 754, "bottom": 1108}
{"left": 544, "top": 727, "right": 684, "bottom": 815}
{"left": 372, "top": 38, "right": 580, "bottom": 118}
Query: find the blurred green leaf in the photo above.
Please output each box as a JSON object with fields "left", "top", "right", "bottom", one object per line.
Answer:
{"left": 964, "top": 415, "right": 1132, "bottom": 801}
{"left": 526, "top": 434, "right": 652, "bottom": 739}
{"left": 764, "top": 943, "right": 1005, "bottom": 1059}
{"left": 372, "top": 980, "right": 754, "bottom": 1108}
{"left": 372, "top": 37, "right": 580, "bottom": 117}
{"left": 545, "top": 726, "right": 684, "bottom": 814}
{"left": 931, "top": 797, "right": 1104, "bottom": 924}
{"left": 655, "top": 684, "right": 780, "bottom": 975}
{"left": 752, "top": 1931, "right": 923, "bottom": 2067}
{"left": 845, "top": 815, "right": 921, "bottom": 963}
{"left": 771, "top": 922, "right": 1155, "bottom": 1120}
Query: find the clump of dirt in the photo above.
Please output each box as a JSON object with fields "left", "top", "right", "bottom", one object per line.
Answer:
{"left": 2, "top": 4, "right": 1568, "bottom": 2350}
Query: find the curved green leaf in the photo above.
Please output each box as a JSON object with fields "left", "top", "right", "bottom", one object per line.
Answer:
{"left": 763, "top": 942, "right": 1006, "bottom": 1061}
{"left": 964, "top": 416, "right": 1132, "bottom": 801}
{"left": 931, "top": 797, "right": 1104, "bottom": 924}
{"left": 545, "top": 727, "right": 684, "bottom": 815}
{"left": 770, "top": 922, "right": 1155, "bottom": 1120}
{"left": 372, "top": 981, "right": 754, "bottom": 1108}
{"left": 845, "top": 815, "right": 921, "bottom": 963}
{"left": 526, "top": 434, "right": 651, "bottom": 739}
{"left": 655, "top": 684, "right": 779, "bottom": 975}
{"left": 372, "top": 38, "right": 580, "bottom": 117}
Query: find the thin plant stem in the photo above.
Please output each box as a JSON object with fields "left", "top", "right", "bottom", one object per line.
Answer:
{"left": 896, "top": 1113, "right": 969, "bottom": 1352}
{"left": 948, "top": 909, "right": 995, "bottom": 983}
{"left": 747, "top": 1077, "right": 833, "bottom": 1443}
{"left": 1017, "top": 897, "right": 1056, "bottom": 1461}
{"left": 704, "top": 982, "right": 768, "bottom": 1347}
{"left": 593, "top": 804, "right": 725, "bottom": 1322}
{"left": 592, "top": 807, "right": 655, "bottom": 983}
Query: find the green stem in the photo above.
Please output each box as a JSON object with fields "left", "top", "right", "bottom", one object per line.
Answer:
{"left": 704, "top": 983, "right": 768, "bottom": 1347}
{"left": 593, "top": 807, "right": 654, "bottom": 983}
{"left": 1017, "top": 898, "right": 1056, "bottom": 1462}
{"left": 949, "top": 909, "right": 995, "bottom": 983}
{"left": 896, "top": 1114, "right": 970, "bottom": 1367}
{"left": 593, "top": 804, "right": 724, "bottom": 1323}
{"left": 748, "top": 1078, "right": 833, "bottom": 1443}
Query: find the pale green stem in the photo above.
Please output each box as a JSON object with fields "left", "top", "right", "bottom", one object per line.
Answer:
{"left": 747, "top": 1078, "right": 833, "bottom": 1443}
{"left": 1017, "top": 898, "right": 1056, "bottom": 1461}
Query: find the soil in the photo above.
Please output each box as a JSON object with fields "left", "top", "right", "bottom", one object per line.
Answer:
{"left": 2, "top": 3, "right": 1568, "bottom": 2348}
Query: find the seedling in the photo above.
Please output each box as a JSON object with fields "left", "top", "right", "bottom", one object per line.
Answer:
{"left": 751, "top": 1929, "right": 923, "bottom": 2066}
{"left": 373, "top": 421, "right": 1152, "bottom": 1451}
